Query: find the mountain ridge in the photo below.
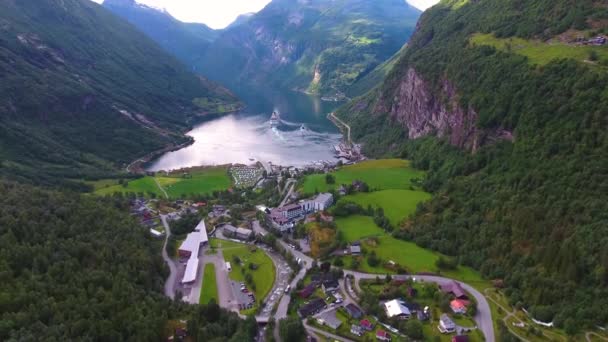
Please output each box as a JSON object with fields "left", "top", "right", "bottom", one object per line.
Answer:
{"left": 200, "top": 0, "right": 422, "bottom": 97}
{"left": 337, "top": 0, "right": 608, "bottom": 331}
{"left": 0, "top": 0, "right": 240, "bottom": 188}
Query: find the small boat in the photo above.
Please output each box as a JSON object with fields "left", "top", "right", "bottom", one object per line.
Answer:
{"left": 300, "top": 124, "right": 306, "bottom": 131}
{"left": 270, "top": 111, "right": 280, "bottom": 127}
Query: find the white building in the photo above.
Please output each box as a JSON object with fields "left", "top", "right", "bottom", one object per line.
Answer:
{"left": 438, "top": 314, "right": 456, "bottom": 333}
{"left": 179, "top": 219, "right": 209, "bottom": 284}
{"left": 301, "top": 193, "right": 334, "bottom": 213}
{"left": 312, "top": 193, "right": 334, "bottom": 211}
{"left": 182, "top": 257, "right": 199, "bottom": 284}
{"left": 384, "top": 299, "right": 412, "bottom": 319}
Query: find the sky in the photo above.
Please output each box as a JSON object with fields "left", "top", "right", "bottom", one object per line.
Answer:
{"left": 91, "top": 0, "right": 440, "bottom": 29}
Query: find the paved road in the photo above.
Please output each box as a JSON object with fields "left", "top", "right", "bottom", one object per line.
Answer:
{"left": 304, "top": 322, "right": 355, "bottom": 342}
{"left": 160, "top": 215, "right": 177, "bottom": 299}
{"left": 153, "top": 177, "right": 169, "bottom": 199}
{"left": 329, "top": 112, "right": 351, "bottom": 145}
{"left": 279, "top": 182, "right": 296, "bottom": 207}
{"left": 346, "top": 271, "right": 495, "bottom": 342}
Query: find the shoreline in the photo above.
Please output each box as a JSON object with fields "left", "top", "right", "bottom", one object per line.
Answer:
{"left": 126, "top": 106, "right": 246, "bottom": 174}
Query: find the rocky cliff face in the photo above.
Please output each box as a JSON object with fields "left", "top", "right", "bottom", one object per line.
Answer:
{"left": 374, "top": 68, "right": 512, "bottom": 152}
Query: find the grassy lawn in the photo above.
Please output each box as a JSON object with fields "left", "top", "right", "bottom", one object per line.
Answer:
{"left": 92, "top": 167, "right": 231, "bottom": 198}
{"left": 301, "top": 159, "right": 425, "bottom": 194}
{"left": 164, "top": 167, "right": 231, "bottom": 198}
{"left": 470, "top": 33, "right": 608, "bottom": 67}
{"left": 340, "top": 189, "right": 431, "bottom": 225}
{"left": 336, "top": 216, "right": 488, "bottom": 286}
{"left": 200, "top": 263, "right": 218, "bottom": 305}
{"left": 211, "top": 239, "right": 275, "bottom": 303}
{"left": 336, "top": 215, "right": 383, "bottom": 242}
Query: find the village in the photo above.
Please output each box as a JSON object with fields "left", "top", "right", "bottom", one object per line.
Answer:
{"left": 128, "top": 156, "right": 488, "bottom": 342}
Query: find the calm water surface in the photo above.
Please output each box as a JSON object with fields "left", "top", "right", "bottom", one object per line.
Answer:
{"left": 146, "top": 89, "right": 343, "bottom": 171}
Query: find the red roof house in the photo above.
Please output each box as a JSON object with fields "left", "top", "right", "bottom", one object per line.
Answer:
{"left": 376, "top": 330, "right": 391, "bottom": 341}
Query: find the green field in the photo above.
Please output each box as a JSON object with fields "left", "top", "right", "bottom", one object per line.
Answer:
{"left": 301, "top": 159, "right": 425, "bottom": 194}
{"left": 336, "top": 216, "right": 487, "bottom": 286}
{"left": 471, "top": 33, "right": 608, "bottom": 67}
{"left": 211, "top": 239, "right": 275, "bottom": 304}
{"left": 200, "top": 264, "right": 218, "bottom": 305}
{"left": 341, "top": 189, "right": 431, "bottom": 225}
{"left": 92, "top": 167, "right": 231, "bottom": 198}
{"left": 163, "top": 167, "right": 231, "bottom": 198}
{"left": 335, "top": 215, "right": 383, "bottom": 242}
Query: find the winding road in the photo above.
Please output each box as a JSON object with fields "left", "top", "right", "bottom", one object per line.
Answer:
{"left": 346, "top": 271, "right": 495, "bottom": 342}
{"left": 267, "top": 232, "right": 495, "bottom": 342}
{"left": 160, "top": 215, "right": 177, "bottom": 299}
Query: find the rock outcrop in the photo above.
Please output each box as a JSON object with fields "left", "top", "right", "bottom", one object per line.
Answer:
{"left": 374, "top": 68, "right": 512, "bottom": 152}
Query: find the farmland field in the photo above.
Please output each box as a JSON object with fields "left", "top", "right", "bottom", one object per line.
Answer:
{"left": 341, "top": 189, "right": 431, "bottom": 224}
{"left": 301, "top": 159, "right": 425, "bottom": 194}
{"left": 200, "top": 263, "right": 218, "bottom": 305}
{"left": 336, "top": 216, "right": 486, "bottom": 285}
{"left": 335, "top": 215, "right": 382, "bottom": 242}
{"left": 471, "top": 33, "right": 608, "bottom": 67}
{"left": 92, "top": 167, "right": 231, "bottom": 198}
{"left": 163, "top": 167, "right": 231, "bottom": 197}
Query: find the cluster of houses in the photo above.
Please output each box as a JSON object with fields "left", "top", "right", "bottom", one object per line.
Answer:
{"left": 130, "top": 198, "right": 165, "bottom": 237}
{"left": 573, "top": 35, "right": 607, "bottom": 46}
{"left": 208, "top": 204, "right": 229, "bottom": 219}
{"left": 268, "top": 193, "right": 334, "bottom": 231}
{"left": 177, "top": 219, "right": 209, "bottom": 284}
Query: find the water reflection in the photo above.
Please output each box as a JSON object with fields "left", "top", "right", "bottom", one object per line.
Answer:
{"left": 146, "top": 90, "right": 343, "bottom": 171}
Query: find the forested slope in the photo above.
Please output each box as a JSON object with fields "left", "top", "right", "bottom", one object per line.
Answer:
{"left": 0, "top": 0, "right": 239, "bottom": 188}
{"left": 0, "top": 181, "right": 256, "bottom": 341}
{"left": 337, "top": 0, "right": 608, "bottom": 331}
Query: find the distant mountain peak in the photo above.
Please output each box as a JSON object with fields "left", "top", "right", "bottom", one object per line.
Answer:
{"left": 103, "top": 0, "right": 136, "bottom": 7}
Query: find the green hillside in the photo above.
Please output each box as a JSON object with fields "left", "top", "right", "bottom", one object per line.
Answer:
{"left": 200, "top": 0, "right": 421, "bottom": 97}
{"left": 0, "top": 0, "right": 240, "bottom": 188}
{"left": 338, "top": 0, "right": 608, "bottom": 331}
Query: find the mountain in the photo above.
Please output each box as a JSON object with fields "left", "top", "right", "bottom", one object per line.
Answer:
{"left": 0, "top": 0, "right": 240, "bottom": 188}
{"left": 200, "top": 0, "right": 422, "bottom": 97}
{"left": 337, "top": 0, "right": 608, "bottom": 331}
{"left": 103, "top": 0, "right": 219, "bottom": 74}
{"left": 226, "top": 12, "right": 255, "bottom": 30}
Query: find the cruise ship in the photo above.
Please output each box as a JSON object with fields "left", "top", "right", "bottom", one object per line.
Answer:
{"left": 270, "top": 111, "right": 280, "bottom": 127}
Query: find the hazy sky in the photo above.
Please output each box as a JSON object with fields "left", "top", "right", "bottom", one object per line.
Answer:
{"left": 92, "top": 0, "right": 440, "bottom": 29}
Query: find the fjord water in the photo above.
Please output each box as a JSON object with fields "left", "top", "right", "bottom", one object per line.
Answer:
{"left": 146, "top": 89, "right": 343, "bottom": 171}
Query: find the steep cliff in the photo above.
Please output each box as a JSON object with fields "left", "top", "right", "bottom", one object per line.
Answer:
{"left": 338, "top": 0, "right": 608, "bottom": 330}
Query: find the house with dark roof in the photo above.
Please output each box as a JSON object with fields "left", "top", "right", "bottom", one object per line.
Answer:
{"left": 452, "top": 336, "right": 469, "bottom": 342}
{"left": 298, "top": 298, "right": 326, "bottom": 318}
{"left": 299, "top": 283, "right": 316, "bottom": 299}
{"left": 344, "top": 303, "right": 364, "bottom": 319}
{"left": 322, "top": 279, "right": 339, "bottom": 294}
{"left": 441, "top": 281, "right": 468, "bottom": 299}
